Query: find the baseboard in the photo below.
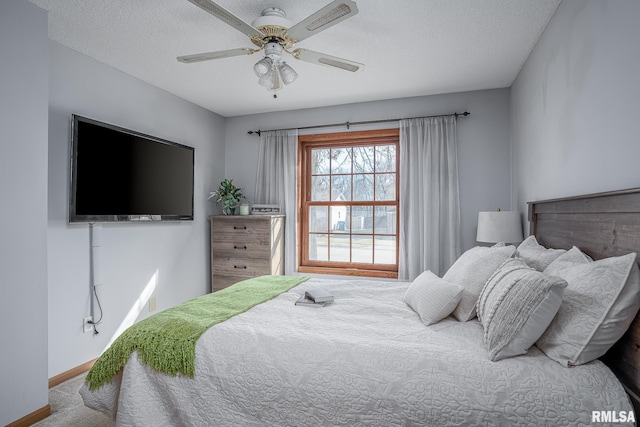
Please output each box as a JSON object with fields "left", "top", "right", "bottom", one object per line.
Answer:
{"left": 6, "top": 404, "right": 51, "bottom": 427}
{"left": 48, "top": 358, "right": 98, "bottom": 389}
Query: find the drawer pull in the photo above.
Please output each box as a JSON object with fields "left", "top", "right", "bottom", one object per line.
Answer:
{"left": 234, "top": 265, "right": 247, "bottom": 269}
{"left": 234, "top": 245, "right": 247, "bottom": 250}
{"left": 233, "top": 226, "right": 247, "bottom": 230}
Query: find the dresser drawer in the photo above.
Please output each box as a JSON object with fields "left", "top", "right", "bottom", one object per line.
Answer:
{"left": 212, "top": 274, "right": 248, "bottom": 292}
{"left": 211, "top": 241, "right": 270, "bottom": 259}
{"left": 212, "top": 256, "right": 271, "bottom": 277}
{"left": 211, "top": 217, "right": 272, "bottom": 242}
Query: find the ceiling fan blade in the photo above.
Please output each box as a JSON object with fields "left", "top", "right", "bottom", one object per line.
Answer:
{"left": 177, "top": 47, "right": 256, "bottom": 63}
{"left": 186, "top": 0, "right": 263, "bottom": 39}
{"left": 292, "top": 49, "right": 364, "bottom": 72}
{"left": 287, "top": 0, "right": 359, "bottom": 43}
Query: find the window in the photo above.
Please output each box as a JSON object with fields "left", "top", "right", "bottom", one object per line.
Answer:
{"left": 298, "top": 129, "right": 399, "bottom": 278}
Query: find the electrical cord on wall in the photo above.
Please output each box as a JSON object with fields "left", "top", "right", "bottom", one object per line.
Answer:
{"left": 87, "top": 284, "right": 103, "bottom": 335}
{"left": 88, "top": 223, "right": 105, "bottom": 336}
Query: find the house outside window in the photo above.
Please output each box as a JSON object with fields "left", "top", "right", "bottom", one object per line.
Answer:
{"left": 298, "top": 129, "right": 399, "bottom": 278}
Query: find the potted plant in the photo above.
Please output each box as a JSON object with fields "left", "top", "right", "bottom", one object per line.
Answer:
{"left": 211, "top": 179, "right": 243, "bottom": 215}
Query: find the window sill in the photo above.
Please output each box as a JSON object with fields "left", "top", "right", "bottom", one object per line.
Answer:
{"left": 298, "top": 266, "right": 398, "bottom": 279}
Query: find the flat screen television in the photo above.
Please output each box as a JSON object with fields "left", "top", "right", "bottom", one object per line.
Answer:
{"left": 69, "top": 115, "right": 195, "bottom": 223}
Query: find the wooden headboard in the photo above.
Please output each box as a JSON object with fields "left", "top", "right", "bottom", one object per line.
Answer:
{"left": 528, "top": 187, "right": 640, "bottom": 412}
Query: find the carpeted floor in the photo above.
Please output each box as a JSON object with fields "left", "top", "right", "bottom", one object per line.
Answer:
{"left": 33, "top": 373, "right": 115, "bottom": 427}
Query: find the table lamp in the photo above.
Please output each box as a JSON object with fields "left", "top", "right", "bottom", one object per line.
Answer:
{"left": 476, "top": 210, "right": 523, "bottom": 244}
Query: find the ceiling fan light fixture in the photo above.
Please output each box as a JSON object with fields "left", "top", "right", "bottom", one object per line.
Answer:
{"left": 258, "top": 72, "right": 273, "bottom": 88}
{"left": 253, "top": 57, "right": 273, "bottom": 78}
{"left": 264, "top": 41, "right": 283, "bottom": 57}
{"left": 278, "top": 62, "right": 298, "bottom": 85}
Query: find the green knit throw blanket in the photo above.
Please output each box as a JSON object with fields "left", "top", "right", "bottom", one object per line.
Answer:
{"left": 86, "top": 275, "right": 308, "bottom": 390}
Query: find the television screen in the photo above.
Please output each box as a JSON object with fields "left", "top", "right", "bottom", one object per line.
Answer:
{"left": 69, "top": 115, "right": 194, "bottom": 222}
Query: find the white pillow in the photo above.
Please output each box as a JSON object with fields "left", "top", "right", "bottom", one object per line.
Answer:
{"left": 552, "top": 245, "right": 593, "bottom": 263}
{"left": 477, "top": 258, "right": 567, "bottom": 361}
{"left": 403, "top": 271, "right": 464, "bottom": 326}
{"left": 515, "top": 235, "right": 566, "bottom": 271}
{"left": 443, "top": 245, "right": 516, "bottom": 321}
{"left": 537, "top": 251, "right": 640, "bottom": 366}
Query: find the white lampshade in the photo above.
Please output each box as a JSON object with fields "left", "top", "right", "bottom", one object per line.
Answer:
{"left": 253, "top": 57, "right": 273, "bottom": 78}
{"left": 258, "top": 73, "right": 273, "bottom": 88}
{"left": 277, "top": 62, "right": 298, "bottom": 85}
{"left": 476, "top": 210, "right": 523, "bottom": 244}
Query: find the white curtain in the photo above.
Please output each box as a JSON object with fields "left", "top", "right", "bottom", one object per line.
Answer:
{"left": 398, "top": 116, "right": 461, "bottom": 280}
{"left": 254, "top": 129, "right": 299, "bottom": 275}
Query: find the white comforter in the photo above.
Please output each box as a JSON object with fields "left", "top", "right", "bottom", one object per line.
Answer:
{"left": 81, "top": 277, "right": 634, "bottom": 426}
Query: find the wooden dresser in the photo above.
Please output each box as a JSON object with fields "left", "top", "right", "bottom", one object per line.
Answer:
{"left": 209, "top": 215, "right": 285, "bottom": 292}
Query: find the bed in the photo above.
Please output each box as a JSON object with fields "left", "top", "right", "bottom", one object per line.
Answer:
{"left": 80, "top": 188, "right": 640, "bottom": 426}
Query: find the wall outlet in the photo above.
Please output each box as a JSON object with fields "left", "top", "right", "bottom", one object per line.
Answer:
{"left": 149, "top": 297, "right": 157, "bottom": 312}
{"left": 83, "top": 316, "right": 93, "bottom": 333}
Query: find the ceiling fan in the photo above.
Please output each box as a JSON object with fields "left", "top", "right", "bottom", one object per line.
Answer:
{"left": 177, "top": 0, "right": 364, "bottom": 96}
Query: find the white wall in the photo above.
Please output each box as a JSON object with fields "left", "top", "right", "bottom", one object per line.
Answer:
{"left": 511, "top": 0, "right": 640, "bottom": 214}
{"left": 225, "top": 89, "right": 512, "bottom": 254}
{"left": 47, "top": 41, "right": 226, "bottom": 377}
{"left": 0, "top": 1, "right": 49, "bottom": 424}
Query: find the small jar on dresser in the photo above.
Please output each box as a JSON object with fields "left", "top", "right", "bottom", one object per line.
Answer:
{"left": 209, "top": 215, "right": 285, "bottom": 292}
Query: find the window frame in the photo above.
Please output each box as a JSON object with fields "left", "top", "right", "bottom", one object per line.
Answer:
{"left": 297, "top": 128, "right": 399, "bottom": 278}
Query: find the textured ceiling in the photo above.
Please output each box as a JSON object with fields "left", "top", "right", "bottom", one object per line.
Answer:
{"left": 29, "top": 0, "right": 560, "bottom": 117}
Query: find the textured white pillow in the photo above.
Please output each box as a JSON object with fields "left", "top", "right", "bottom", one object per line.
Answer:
{"left": 515, "top": 235, "right": 566, "bottom": 271}
{"left": 477, "top": 258, "right": 567, "bottom": 361}
{"left": 443, "top": 245, "right": 516, "bottom": 321}
{"left": 552, "top": 246, "right": 593, "bottom": 263}
{"left": 537, "top": 251, "right": 640, "bottom": 366}
{"left": 403, "top": 271, "right": 464, "bottom": 326}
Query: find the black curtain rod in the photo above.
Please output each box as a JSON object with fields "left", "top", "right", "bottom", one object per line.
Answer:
{"left": 247, "top": 111, "right": 470, "bottom": 136}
